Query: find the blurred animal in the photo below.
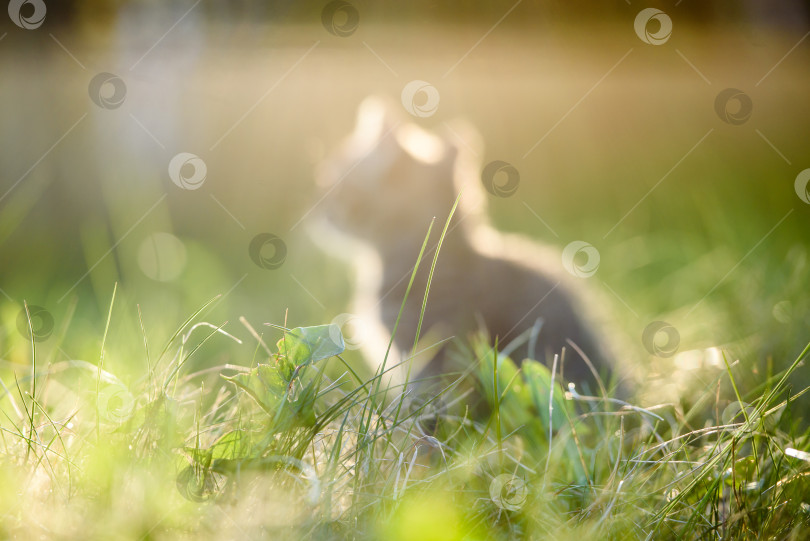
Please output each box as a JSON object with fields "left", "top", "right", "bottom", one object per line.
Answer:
{"left": 311, "top": 97, "right": 625, "bottom": 393}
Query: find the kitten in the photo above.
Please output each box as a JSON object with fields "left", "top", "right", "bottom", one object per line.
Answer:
{"left": 310, "top": 97, "right": 627, "bottom": 394}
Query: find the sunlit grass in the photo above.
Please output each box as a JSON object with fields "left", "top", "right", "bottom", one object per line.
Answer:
{"left": 1, "top": 280, "right": 809, "bottom": 540}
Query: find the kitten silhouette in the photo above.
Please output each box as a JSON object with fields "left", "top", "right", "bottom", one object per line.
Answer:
{"left": 311, "top": 96, "right": 627, "bottom": 395}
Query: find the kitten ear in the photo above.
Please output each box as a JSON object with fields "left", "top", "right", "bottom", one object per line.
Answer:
{"left": 317, "top": 96, "right": 402, "bottom": 188}
{"left": 351, "top": 95, "right": 401, "bottom": 153}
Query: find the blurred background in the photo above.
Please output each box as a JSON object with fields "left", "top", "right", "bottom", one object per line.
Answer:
{"left": 0, "top": 0, "right": 808, "bottom": 394}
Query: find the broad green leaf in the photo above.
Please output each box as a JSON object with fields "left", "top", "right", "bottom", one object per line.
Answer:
{"left": 222, "top": 324, "right": 344, "bottom": 432}
{"left": 276, "top": 324, "right": 345, "bottom": 366}
{"left": 223, "top": 364, "right": 289, "bottom": 416}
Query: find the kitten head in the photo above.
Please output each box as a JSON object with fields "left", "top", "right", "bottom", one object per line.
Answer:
{"left": 316, "top": 96, "right": 487, "bottom": 247}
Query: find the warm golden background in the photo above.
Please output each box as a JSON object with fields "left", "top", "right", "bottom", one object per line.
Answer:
{"left": 1, "top": 1, "right": 808, "bottom": 392}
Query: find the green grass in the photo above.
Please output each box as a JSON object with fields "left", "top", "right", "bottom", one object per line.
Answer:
{"left": 2, "top": 203, "right": 810, "bottom": 540}
{"left": 1, "top": 281, "right": 809, "bottom": 540}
